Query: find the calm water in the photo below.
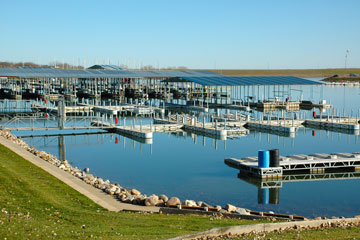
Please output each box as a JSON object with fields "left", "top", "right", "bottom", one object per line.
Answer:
{"left": 5, "top": 85, "right": 360, "bottom": 218}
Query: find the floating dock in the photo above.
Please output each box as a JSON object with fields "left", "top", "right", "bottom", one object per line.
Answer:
{"left": 245, "top": 119, "right": 303, "bottom": 133}
{"left": 154, "top": 115, "right": 249, "bottom": 137}
{"left": 91, "top": 120, "right": 183, "bottom": 139}
{"left": 304, "top": 118, "right": 359, "bottom": 130}
{"left": 225, "top": 152, "right": 360, "bottom": 179}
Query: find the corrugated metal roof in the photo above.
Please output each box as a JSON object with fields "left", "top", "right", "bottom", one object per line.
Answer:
{"left": 0, "top": 68, "right": 322, "bottom": 86}
{"left": 177, "top": 76, "right": 322, "bottom": 86}
{"left": 0, "top": 67, "right": 221, "bottom": 78}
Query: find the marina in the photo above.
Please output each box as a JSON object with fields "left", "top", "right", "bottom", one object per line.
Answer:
{"left": 0, "top": 73, "right": 359, "bottom": 218}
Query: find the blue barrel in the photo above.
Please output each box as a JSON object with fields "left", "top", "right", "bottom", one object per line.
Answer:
{"left": 258, "top": 150, "right": 270, "bottom": 168}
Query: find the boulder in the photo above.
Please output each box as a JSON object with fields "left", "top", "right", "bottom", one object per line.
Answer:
{"left": 159, "top": 194, "right": 168, "bottom": 202}
{"left": 131, "top": 189, "right": 141, "bottom": 196}
{"left": 97, "top": 178, "right": 104, "bottom": 185}
{"left": 84, "top": 167, "right": 90, "bottom": 173}
{"left": 184, "top": 200, "right": 197, "bottom": 207}
{"left": 86, "top": 174, "right": 94, "bottom": 181}
{"left": 215, "top": 205, "right": 222, "bottom": 211}
{"left": 118, "top": 194, "right": 127, "bottom": 202}
{"left": 235, "top": 208, "right": 250, "bottom": 215}
{"left": 225, "top": 204, "right": 237, "bottom": 212}
{"left": 156, "top": 199, "right": 165, "bottom": 207}
{"left": 201, "top": 202, "right": 212, "bottom": 208}
{"left": 144, "top": 195, "right": 159, "bottom": 206}
{"left": 166, "top": 197, "right": 181, "bottom": 206}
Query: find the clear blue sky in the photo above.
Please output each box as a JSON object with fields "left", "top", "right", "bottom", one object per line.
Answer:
{"left": 1, "top": 0, "right": 359, "bottom": 69}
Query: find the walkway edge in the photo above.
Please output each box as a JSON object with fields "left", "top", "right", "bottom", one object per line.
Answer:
{"left": 169, "top": 217, "right": 360, "bottom": 240}
{"left": 0, "top": 135, "right": 159, "bottom": 213}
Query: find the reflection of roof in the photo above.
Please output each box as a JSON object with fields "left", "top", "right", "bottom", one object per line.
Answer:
{"left": 164, "top": 76, "right": 323, "bottom": 86}
{"left": 87, "top": 65, "right": 126, "bottom": 70}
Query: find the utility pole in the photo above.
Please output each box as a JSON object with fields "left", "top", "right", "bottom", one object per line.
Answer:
{"left": 345, "top": 50, "right": 350, "bottom": 70}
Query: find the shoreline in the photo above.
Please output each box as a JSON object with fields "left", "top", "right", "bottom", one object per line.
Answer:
{"left": 5, "top": 128, "right": 359, "bottom": 220}
{"left": 0, "top": 128, "right": 307, "bottom": 220}
{"left": 0, "top": 129, "right": 159, "bottom": 213}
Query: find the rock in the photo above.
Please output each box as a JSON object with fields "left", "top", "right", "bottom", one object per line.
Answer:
{"left": 201, "top": 202, "right": 212, "bottom": 208}
{"left": 156, "top": 199, "right": 165, "bottom": 207}
{"left": 184, "top": 200, "right": 197, "bottom": 207}
{"left": 124, "top": 195, "right": 135, "bottom": 203}
{"left": 235, "top": 208, "right": 250, "bottom": 215}
{"left": 133, "top": 196, "right": 145, "bottom": 205}
{"left": 159, "top": 194, "right": 168, "bottom": 202}
{"left": 59, "top": 164, "right": 66, "bottom": 170}
{"left": 166, "top": 197, "right": 181, "bottom": 206}
{"left": 86, "top": 174, "right": 94, "bottom": 181}
{"left": 219, "top": 209, "right": 227, "bottom": 214}
{"left": 97, "top": 178, "right": 104, "bottom": 185}
{"left": 145, "top": 195, "right": 159, "bottom": 206}
{"left": 225, "top": 204, "right": 237, "bottom": 212}
{"left": 131, "top": 189, "right": 141, "bottom": 196}
{"left": 314, "top": 217, "right": 322, "bottom": 220}
{"left": 215, "top": 205, "right": 222, "bottom": 211}
{"left": 119, "top": 194, "right": 127, "bottom": 202}
{"left": 84, "top": 167, "right": 90, "bottom": 173}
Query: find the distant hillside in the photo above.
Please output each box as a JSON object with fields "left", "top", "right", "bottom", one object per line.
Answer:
{"left": 209, "top": 69, "right": 360, "bottom": 77}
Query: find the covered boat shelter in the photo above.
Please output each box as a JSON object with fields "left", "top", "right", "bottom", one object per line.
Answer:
{"left": 162, "top": 76, "right": 323, "bottom": 105}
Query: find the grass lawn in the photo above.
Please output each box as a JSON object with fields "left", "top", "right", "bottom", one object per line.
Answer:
{"left": 0, "top": 143, "right": 267, "bottom": 239}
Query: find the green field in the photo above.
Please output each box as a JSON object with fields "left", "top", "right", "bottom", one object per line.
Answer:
{"left": 209, "top": 68, "right": 360, "bottom": 77}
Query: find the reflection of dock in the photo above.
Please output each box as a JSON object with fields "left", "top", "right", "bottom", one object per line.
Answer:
{"left": 225, "top": 152, "right": 360, "bottom": 178}
{"left": 236, "top": 170, "right": 360, "bottom": 205}
{"left": 304, "top": 124, "right": 359, "bottom": 135}
{"left": 247, "top": 127, "right": 296, "bottom": 138}
{"left": 238, "top": 171, "right": 360, "bottom": 189}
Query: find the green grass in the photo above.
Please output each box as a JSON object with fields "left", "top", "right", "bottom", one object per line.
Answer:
{"left": 208, "top": 68, "right": 360, "bottom": 77}
{"left": 0, "top": 143, "right": 268, "bottom": 239}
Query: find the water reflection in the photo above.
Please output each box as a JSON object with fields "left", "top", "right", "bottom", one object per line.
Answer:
{"left": 237, "top": 171, "right": 360, "bottom": 205}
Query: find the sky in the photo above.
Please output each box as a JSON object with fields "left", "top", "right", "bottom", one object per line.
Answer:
{"left": 0, "top": 0, "right": 359, "bottom": 69}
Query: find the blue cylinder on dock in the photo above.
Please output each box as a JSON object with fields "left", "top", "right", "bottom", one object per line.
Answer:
{"left": 258, "top": 150, "right": 270, "bottom": 168}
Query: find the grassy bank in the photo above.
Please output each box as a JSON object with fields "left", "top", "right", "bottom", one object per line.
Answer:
{"left": 0, "top": 143, "right": 268, "bottom": 239}
{"left": 209, "top": 68, "right": 360, "bottom": 77}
